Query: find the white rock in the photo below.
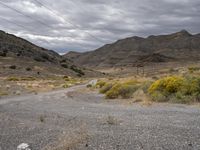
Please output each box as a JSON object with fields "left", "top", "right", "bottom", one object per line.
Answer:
{"left": 89, "top": 79, "right": 97, "bottom": 86}
{"left": 17, "top": 143, "right": 31, "bottom": 150}
{"left": 15, "top": 90, "right": 21, "bottom": 95}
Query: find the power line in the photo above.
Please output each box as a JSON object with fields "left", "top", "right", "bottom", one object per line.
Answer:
{"left": 33, "top": 0, "right": 105, "bottom": 43}
{"left": 0, "top": 17, "right": 33, "bottom": 32}
{"left": 0, "top": 1, "right": 54, "bottom": 30}
{"left": 0, "top": 16, "right": 51, "bottom": 38}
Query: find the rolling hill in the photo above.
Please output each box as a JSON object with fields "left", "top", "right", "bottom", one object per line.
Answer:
{"left": 65, "top": 30, "right": 200, "bottom": 68}
{"left": 0, "top": 30, "right": 99, "bottom": 77}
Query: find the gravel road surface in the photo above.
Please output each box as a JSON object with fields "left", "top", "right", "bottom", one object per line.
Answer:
{"left": 0, "top": 84, "right": 200, "bottom": 150}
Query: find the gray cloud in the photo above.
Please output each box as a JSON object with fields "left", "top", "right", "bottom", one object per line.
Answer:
{"left": 0, "top": 0, "right": 200, "bottom": 53}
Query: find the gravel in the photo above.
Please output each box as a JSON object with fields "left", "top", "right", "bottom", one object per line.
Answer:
{"left": 0, "top": 85, "right": 200, "bottom": 150}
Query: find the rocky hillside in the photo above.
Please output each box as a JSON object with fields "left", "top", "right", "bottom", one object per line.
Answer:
{"left": 0, "top": 30, "right": 99, "bottom": 77}
{"left": 64, "top": 30, "right": 200, "bottom": 68}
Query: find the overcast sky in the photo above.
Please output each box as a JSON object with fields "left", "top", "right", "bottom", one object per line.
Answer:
{"left": 0, "top": 0, "right": 200, "bottom": 53}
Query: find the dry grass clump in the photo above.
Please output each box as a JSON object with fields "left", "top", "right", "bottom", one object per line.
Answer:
{"left": 45, "top": 125, "right": 89, "bottom": 150}
{"left": 0, "top": 91, "right": 8, "bottom": 96}
{"left": 7, "top": 76, "right": 36, "bottom": 81}
{"left": 104, "top": 115, "right": 119, "bottom": 125}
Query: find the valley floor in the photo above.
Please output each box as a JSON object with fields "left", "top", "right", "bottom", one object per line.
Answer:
{"left": 0, "top": 84, "right": 200, "bottom": 150}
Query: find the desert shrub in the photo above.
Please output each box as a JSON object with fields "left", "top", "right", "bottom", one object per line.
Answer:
{"left": 0, "top": 91, "right": 8, "bottom": 96}
{"left": 7, "top": 77, "right": 20, "bottom": 81}
{"left": 150, "top": 91, "right": 167, "bottom": 102}
{"left": 86, "top": 84, "right": 92, "bottom": 88}
{"left": 63, "top": 84, "right": 69, "bottom": 88}
{"left": 60, "top": 59, "right": 66, "bottom": 63}
{"left": 96, "top": 80, "right": 106, "bottom": 88}
{"left": 99, "top": 83, "right": 113, "bottom": 94}
{"left": 61, "top": 63, "right": 68, "bottom": 68}
{"left": 70, "top": 65, "right": 85, "bottom": 76}
{"left": 63, "top": 75, "right": 70, "bottom": 81}
{"left": 9, "top": 65, "right": 16, "bottom": 69}
{"left": 26, "top": 67, "right": 32, "bottom": 71}
{"left": 105, "top": 83, "right": 139, "bottom": 99}
{"left": 148, "top": 76, "right": 200, "bottom": 103}
{"left": 148, "top": 76, "right": 184, "bottom": 95}
{"left": 188, "top": 66, "right": 200, "bottom": 73}
{"left": 0, "top": 50, "right": 7, "bottom": 57}
{"left": 34, "top": 57, "right": 45, "bottom": 62}
{"left": 20, "top": 76, "right": 35, "bottom": 81}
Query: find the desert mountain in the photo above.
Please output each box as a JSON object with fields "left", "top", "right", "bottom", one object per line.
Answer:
{"left": 64, "top": 30, "right": 200, "bottom": 68}
{"left": 0, "top": 30, "right": 99, "bottom": 77}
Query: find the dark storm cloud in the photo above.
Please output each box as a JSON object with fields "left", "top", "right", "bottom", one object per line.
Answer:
{"left": 0, "top": 0, "right": 200, "bottom": 53}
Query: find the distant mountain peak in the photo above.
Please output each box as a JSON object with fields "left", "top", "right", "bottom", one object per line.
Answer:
{"left": 175, "top": 29, "right": 191, "bottom": 36}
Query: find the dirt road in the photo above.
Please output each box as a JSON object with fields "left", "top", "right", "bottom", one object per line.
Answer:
{"left": 0, "top": 84, "right": 200, "bottom": 150}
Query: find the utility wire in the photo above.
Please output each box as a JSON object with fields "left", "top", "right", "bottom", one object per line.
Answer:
{"left": 33, "top": 0, "right": 105, "bottom": 43}
{"left": 0, "top": 1, "right": 54, "bottom": 30}
{"left": 0, "top": 17, "right": 33, "bottom": 32}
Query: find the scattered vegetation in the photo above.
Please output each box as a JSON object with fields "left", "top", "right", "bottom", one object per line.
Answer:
{"left": 70, "top": 65, "right": 85, "bottom": 76}
{"left": 188, "top": 66, "right": 200, "bottom": 73}
{"left": 7, "top": 77, "right": 20, "bottom": 81}
{"left": 0, "top": 50, "right": 7, "bottom": 57}
{"left": 39, "top": 115, "right": 45, "bottom": 123}
{"left": 34, "top": 57, "right": 46, "bottom": 62}
{"left": 105, "top": 83, "right": 139, "bottom": 99}
{"left": 148, "top": 76, "right": 200, "bottom": 103}
{"left": 99, "top": 83, "right": 113, "bottom": 94}
{"left": 93, "top": 73, "right": 200, "bottom": 104}
{"left": 105, "top": 115, "right": 118, "bottom": 125}
{"left": 26, "top": 67, "right": 32, "bottom": 71}
{"left": 7, "top": 76, "right": 36, "bottom": 81}
{"left": 61, "top": 63, "right": 68, "bottom": 68}
{"left": 9, "top": 65, "right": 17, "bottom": 69}
{"left": 95, "top": 80, "right": 106, "bottom": 88}
{"left": 0, "top": 91, "right": 8, "bottom": 96}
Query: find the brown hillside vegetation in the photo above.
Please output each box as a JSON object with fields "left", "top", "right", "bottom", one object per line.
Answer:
{"left": 64, "top": 30, "right": 200, "bottom": 68}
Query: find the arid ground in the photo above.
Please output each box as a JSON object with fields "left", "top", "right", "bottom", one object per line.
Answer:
{"left": 1, "top": 83, "right": 200, "bottom": 150}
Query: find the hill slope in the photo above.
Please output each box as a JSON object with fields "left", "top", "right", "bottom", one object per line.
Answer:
{"left": 64, "top": 30, "right": 200, "bottom": 68}
{"left": 0, "top": 30, "right": 99, "bottom": 77}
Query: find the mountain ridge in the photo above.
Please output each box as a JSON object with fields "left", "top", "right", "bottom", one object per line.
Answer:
{"left": 64, "top": 30, "right": 200, "bottom": 68}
